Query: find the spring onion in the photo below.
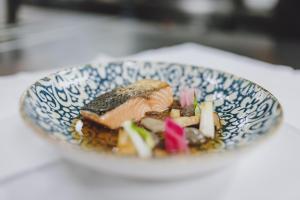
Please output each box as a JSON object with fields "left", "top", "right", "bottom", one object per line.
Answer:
{"left": 131, "top": 123, "right": 156, "bottom": 149}
{"left": 122, "top": 121, "right": 152, "bottom": 158}
{"left": 194, "top": 96, "right": 201, "bottom": 117}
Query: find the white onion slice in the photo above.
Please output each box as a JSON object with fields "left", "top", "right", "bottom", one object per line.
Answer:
{"left": 199, "top": 101, "right": 215, "bottom": 138}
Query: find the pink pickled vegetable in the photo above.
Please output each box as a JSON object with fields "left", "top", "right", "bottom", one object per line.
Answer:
{"left": 180, "top": 88, "right": 195, "bottom": 107}
{"left": 164, "top": 118, "right": 188, "bottom": 153}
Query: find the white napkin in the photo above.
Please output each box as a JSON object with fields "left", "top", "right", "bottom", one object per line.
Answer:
{"left": 0, "top": 43, "right": 300, "bottom": 198}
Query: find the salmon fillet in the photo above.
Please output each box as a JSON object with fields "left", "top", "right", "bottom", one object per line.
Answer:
{"left": 80, "top": 80, "right": 173, "bottom": 129}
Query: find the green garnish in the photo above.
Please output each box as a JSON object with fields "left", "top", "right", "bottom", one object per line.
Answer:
{"left": 194, "top": 95, "right": 201, "bottom": 116}
{"left": 123, "top": 121, "right": 152, "bottom": 158}
{"left": 132, "top": 123, "right": 155, "bottom": 148}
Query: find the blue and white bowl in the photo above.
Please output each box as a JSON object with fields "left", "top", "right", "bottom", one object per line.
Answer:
{"left": 20, "top": 61, "right": 283, "bottom": 179}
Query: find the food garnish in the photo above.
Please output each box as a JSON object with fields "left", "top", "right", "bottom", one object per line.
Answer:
{"left": 199, "top": 101, "right": 215, "bottom": 138}
{"left": 141, "top": 118, "right": 164, "bottom": 133}
{"left": 164, "top": 118, "right": 188, "bottom": 153}
{"left": 122, "top": 121, "right": 153, "bottom": 158}
{"left": 170, "top": 109, "right": 181, "bottom": 118}
{"left": 173, "top": 116, "right": 200, "bottom": 127}
{"left": 179, "top": 88, "right": 195, "bottom": 108}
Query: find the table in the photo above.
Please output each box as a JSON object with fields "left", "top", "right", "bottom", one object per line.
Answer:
{"left": 1, "top": 43, "right": 300, "bottom": 200}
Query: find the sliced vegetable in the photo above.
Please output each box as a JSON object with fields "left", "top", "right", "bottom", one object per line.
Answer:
{"left": 194, "top": 96, "right": 201, "bottom": 117}
{"left": 170, "top": 109, "right": 180, "bottom": 118}
{"left": 141, "top": 118, "right": 164, "bottom": 133}
{"left": 194, "top": 105, "right": 201, "bottom": 117}
{"left": 173, "top": 116, "right": 200, "bottom": 127}
{"left": 199, "top": 101, "right": 215, "bottom": 138}
{"left": 164, "top": 118, "right": 188, "bottom": 153}
{"left": 122, "top": 121, "right": 152, "bottom": 158}
{"left": 131, "top": 123, "right": 156, "bottom": 149}
{"left": 179, "top": 88, "right": 195, "bottom": 107}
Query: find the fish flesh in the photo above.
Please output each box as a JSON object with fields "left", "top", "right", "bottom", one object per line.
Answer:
{"left": 80, "top": 80, "right": 173, "bottom": 129}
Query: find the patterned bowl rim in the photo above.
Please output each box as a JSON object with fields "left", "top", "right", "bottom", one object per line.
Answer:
{"left": 19, "top": 60, "right": 284, "bottom": 162}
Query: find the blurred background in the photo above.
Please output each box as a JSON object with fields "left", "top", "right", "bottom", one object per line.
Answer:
{"left": 1, "top": 0, "right": 300, "bottom": 75}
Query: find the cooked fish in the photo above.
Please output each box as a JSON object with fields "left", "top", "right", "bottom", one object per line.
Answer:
{"left": 80, "top": 80, "right": 173, "bottom": 129}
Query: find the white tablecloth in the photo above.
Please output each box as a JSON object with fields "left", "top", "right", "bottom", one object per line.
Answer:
{"left": 1, "top": 43, "right": 300, "bottom": 200}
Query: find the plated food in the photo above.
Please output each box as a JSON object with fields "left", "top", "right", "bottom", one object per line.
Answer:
{"left": 20, "top": 61, "right": 283, "bottom": 179}
{"left": 76, "top": 79, "right": 223, "bottom": 158}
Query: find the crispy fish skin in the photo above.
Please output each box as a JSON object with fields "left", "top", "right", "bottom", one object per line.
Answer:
{"left": 81, "top": 80, "right": 169, "bottom": 115}
{"left": 80, "top": 80, "right": 173, "bottom": 129}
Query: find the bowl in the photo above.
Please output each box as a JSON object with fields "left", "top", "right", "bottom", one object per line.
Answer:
{"left": 20, "top": 60, "right": 283, "bottom": 179}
